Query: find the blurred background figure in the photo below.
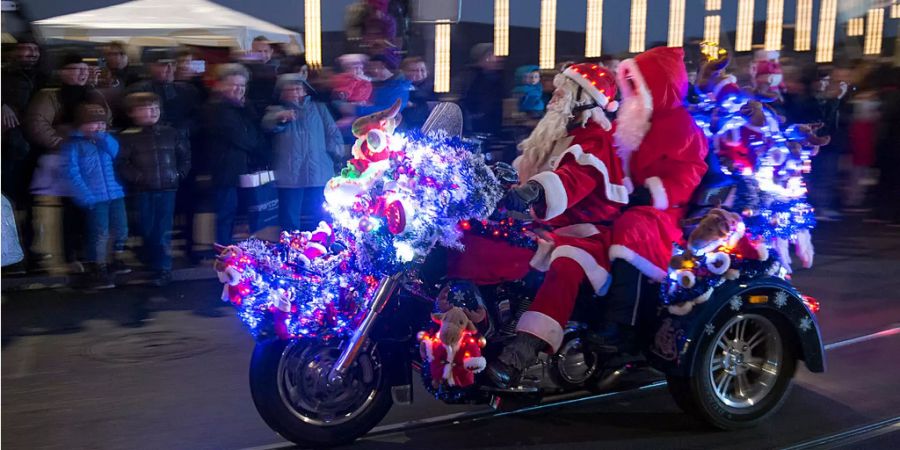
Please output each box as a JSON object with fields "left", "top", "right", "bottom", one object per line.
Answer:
{"left": 203, "top": 63, "right": 268, "bottom": 245}
{"left": 97, "top": 41, "right": 141, "bottom": 130}
{"left": 244, "top": 35, "right": 280, "bottom": 115}
{"left": 512, "top": 65, "right": 544, "bottom": 119}
{"left": 400, "top": 56, "right": 436, "bottom": 130}
{"left": 263, "top": 74, "right": 344, "bottom": 232}
{"left": 460, "top": 43, "right": 504, "bottom": 136}
{"left": 870, "top": 66, "right": 900, "bottom": 226}
{"left": 331, "top": 53, "right": 372, "bottom": 105}
{"left": 128, "top": 49, "right": 199, "bottom": 138}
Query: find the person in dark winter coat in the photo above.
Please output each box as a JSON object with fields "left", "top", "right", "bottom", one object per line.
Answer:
{"left": 62, "top": 103, "right": 128, "bottom": 289}
{"left": 117, "top": 93, "right": 190, "bottom": 285}
{"left": 203, "top": 64, "right": 268, "bottom": 245}
{"left": 263, "top": 74, "right": 345, "bottom": 232}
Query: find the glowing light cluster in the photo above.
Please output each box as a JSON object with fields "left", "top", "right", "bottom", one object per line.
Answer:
{"left": 434, "top": 21, "right": 451, "bottom": 93}
{"left": 303, "top": 0, "right": 322, "bottom": 67}
{"left": 765, "top": 0, "right": 784, "bottom": 51}
{"left": 704, "top": 15, "right": 721, "bottom": 44}
{"left": 540, "top": 0, "right": 557, "bottom": 69}
{"left": 706, "top": 0, "right": 722, "bottom": 10}
{"left": 629, "top": 0, "right": 647, "bottom": 53}
{"left": 893, "top": 2, "right": 900, "bottom": 19}
{"left": 795, "top": 0, "right": 813, "bottom": 51}
{"left": 494, "top": 0, "right": 509, "bottom": 56}
{"left": 735, "top": 0, "right": 755, "bottom": 52}
{"left": 864, "top": 8, "right": 885, "bottom": 55}
{"left": 668, "top": 0, "right": 686, "bottom": 48}
{"left": 847, "top": 17, "right": 864, "bottom": 37}
{"left": 586, "top": 0, "right": 604, "bottom": 57}
{"left": 815, "top": 0, "right": 837, "bottom": 63}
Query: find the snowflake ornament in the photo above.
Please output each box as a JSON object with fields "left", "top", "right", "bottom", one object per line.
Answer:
{"left": 729, "top": 295, "right": 743, "bottom": 311}
{"left": 452, "top": 289, "right": 467, "bottom": 305}
{"left": 774, "top": 291, "right": 788, "bottom": 308}
{"left": 704, "top": 323, "right": 716, "bottom": 336}
{"left": 799, "top": 316, "right": 813, "bottom": 332}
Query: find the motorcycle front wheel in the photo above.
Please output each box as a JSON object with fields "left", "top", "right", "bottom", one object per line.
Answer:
{"left": 667, "top": 311, "right": 796, "bottom": 429}
{"left": 249, "top": 339, "right": 393, "bottom": 447}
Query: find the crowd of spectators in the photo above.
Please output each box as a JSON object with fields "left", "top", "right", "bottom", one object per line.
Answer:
{"left": 2, "top": 11, "right": 899, "bottom": 290}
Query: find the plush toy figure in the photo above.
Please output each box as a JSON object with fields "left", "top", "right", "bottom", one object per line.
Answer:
{"left": 750, "top": 50, "right": 785, "bottom": 103}
{"left": 421, "top": 307, "right": 486, "bottom": 388}
{"left": 696, "top": 48, "right": 741, "bottom": 104}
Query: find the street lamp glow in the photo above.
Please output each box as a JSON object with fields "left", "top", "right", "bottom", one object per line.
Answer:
{"left": 668, "top": 0, "right": 685, "bottom": 48}
{"left": 303, "top": 0, "right": 322, "bottom": 67}
{"left": 735, "top": 0, "right": 755, "bottom": 52}
{"left": 765, "top": 0, "right": 784, "bottom": 51}
{"left": 586, "top": 0, "right": 603, "bottom": 57}
{"left": 494, "top": 0, "right": 509, "bottom": 57}
{"left": 794, "top": 0, "right": 812, "bottom": 51}
{"left": 629, "top": 0, "right": 647, "bottom": 53}
{"left": 704, "top": 15, "right": 721, "bottom": 45}
{"left": 540, "top": 0, "right": 557, "bottom": 69}
{"left": 864, "top": 8, "right": 884, "bottom": 55}
{"left": 815, "top": 0, "right": 837, "bottom": 63}
{"left": 434, "top": 21, "right": 451, "bottom": 93}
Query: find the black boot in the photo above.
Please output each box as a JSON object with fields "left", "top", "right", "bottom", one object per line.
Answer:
{"left": 593, "top": 260, "right": 645, "bottom": 354}
{"left": 85, "top": 263, "right": 115, "bottom": 290}
{"left": 486, "top": 332, "right": 548, "bottom": 388}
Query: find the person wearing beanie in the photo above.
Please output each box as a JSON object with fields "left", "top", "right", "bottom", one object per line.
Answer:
{"left": 62, "top": 102, "right": 128, "bottom": 289}
{"left": 24, "top": 52, "right": 110, "bottom": 273}
{"left": 263, "top": 74, "right": 344, "bottom": 232}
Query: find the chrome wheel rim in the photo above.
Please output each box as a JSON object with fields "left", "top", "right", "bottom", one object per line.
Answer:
{"left": 708, "top": 314, "right": 782, "bottom": 409}
{"left": 277, "top": 341, "right": 381, "bottom": 426}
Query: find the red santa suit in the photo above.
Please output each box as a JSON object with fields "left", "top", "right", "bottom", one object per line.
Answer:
{"left": 515, "top": 64, "right": 630, "bottom": 351}
{"left": 610, "top": 47, "right": 709, "bottom": 281}
{"left": 425, "top": 333, "right": 486, "bottom": 387}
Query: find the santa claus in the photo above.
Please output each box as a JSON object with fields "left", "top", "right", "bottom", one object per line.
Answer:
{"left": 609, "top": 47, "right": 709, "bottom": 287}
{"left": 486, "top": 63, "right": 630, "bottom": 388}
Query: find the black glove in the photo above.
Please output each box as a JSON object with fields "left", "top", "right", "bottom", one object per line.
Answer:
{"left": 628, "top": 186, "right": 653, "bottom": 207}
{"left": 502, "top": 181, "right": 544, "bottom": 213}
{"left": 491, "top": 162, "right": 519, "bottom": 188}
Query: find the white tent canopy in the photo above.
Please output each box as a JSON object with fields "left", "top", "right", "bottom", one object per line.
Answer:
{"left": 33, "top": 0, "right": 304, "bottom": 50}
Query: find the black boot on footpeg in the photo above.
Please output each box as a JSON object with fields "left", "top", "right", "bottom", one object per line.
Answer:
{"left": 486, "top": 332, "right": 548, "bottom": 389}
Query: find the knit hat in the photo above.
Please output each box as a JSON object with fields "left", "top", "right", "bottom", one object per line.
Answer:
{"left": 58, "top": 52, "right": 84, "bottom": 68}
{"left": 76, "top": 103, "right": 107, "bottom": 124}
{"left": 275, "top": 73, "right": 314, "bottom": 95}
{"left": 562, "top": 63, "right": 619, "bottom": 112}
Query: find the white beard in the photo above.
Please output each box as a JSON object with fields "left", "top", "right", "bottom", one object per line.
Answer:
{"left": 515, "top": 80, "right": 575, "bottom": 182}
{"left": 613, "top": 94, "right": 652, "bottom": 160}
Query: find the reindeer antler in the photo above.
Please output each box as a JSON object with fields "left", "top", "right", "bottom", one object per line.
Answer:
{"left": 351, "top": 98, "right": 403, "bottom": 138}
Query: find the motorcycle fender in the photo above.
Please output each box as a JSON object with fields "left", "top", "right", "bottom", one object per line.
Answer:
{"left": 646, "top": 277, "right": 825, "bottom": 377}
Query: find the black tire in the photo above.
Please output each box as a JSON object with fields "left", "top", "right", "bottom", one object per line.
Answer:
{"left": 667, "top": 311, "right": 796, "bottom": 430}
{"left": 249, "top": 339, "right": 393, "bottom": 448}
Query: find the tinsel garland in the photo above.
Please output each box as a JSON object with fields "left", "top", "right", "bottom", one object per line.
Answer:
{"left": 218, "top": 131, "right": 506, "bottom": 339}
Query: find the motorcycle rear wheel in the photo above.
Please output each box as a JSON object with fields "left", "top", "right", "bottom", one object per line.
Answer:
{"left": 249, "top": 339, "right": 393, "bottom": 447}
{"left": 667, "top": 311, "right": 796, "bottom": 430}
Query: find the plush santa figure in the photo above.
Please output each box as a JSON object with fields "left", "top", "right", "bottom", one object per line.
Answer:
{"left": 750, "top": 50, "right": 785, "bottom": 103}
{"left": 609, "top": 46, "right": 709, "bottom": 283}
{"left": 486, "top": 63, "right": 629, "bottom": 388}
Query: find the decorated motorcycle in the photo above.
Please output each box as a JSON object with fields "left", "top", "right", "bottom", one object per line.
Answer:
{"left": 215, "top": 102, "right": 824, "bottom": 447}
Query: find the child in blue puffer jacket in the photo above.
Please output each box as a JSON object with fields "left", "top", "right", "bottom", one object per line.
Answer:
{"left": 63, "top": 103, "right": 129, "bottom": 289}
{"left": 512, "top": 65, "right": 545, "bottom": 119}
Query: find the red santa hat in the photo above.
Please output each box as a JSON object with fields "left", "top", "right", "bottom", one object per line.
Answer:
{"left": 562, "top": 63, "right": 619, "bottom": 112}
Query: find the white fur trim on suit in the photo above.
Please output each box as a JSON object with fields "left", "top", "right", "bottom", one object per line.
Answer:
{"left": 551, "top": 144, "right": 630, "bottom": 204}
{"left": 644, "top": 176, "right": 669, "bottom": 210}
{"left": 517, "top": 311, "right": 564, "bottom": 352}
{"left": 530, "top": 171, "right": 568, "bottom": 220}
{"left": 442, "top": 344, "right": 455, "bottom": 385}
{"left": 609, "top": 244, "right": 667, "bottom": 281}
{"left": 463, "top": 356, "right": 487, "bottom": 373}
{"left": 711, "top": 75, "right": 738, "bottom": 101}
{"left": 550, "top": 245, "right": 612, "bottom": 295}
{"left": 529, "top": 223, "right": 601, "bottom": 272}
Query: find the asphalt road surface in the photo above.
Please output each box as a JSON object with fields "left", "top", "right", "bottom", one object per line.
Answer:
{"left": 3, "top": 217, "right": 899, "bottom": 450}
